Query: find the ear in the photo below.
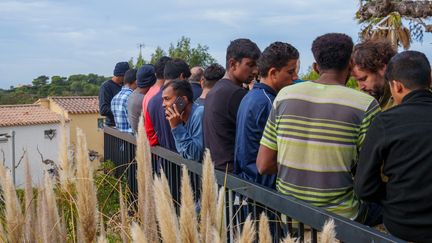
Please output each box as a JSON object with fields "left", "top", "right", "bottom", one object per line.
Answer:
{"left": 228, "top": 58, "right": 238, "bottom": 71}
{"left": 312, "top": 62, "right": 319, "bottom": 74}
{"left": 391, "top": 80, "right": 404, "bottom": 93}
{"left": 179, "top": 73, "right": 185, "bottom": 80}
{"left": 268, "top": 67, "right": 278, "bottom": 81}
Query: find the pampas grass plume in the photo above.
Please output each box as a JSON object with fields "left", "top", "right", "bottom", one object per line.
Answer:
{"left": 259, "top": 212, "right": 272, "bottom": 243}
{"left": 179, "top": 165, "right": 199, "bottom": 243}
{"left": 136, "top": 116, "right": 157, "bottom": 242}
{"left": 153, "top": 170, "right": 180, "bottom": 243}
{"left": 200, "top": 150, "right": 218, "bottom": 239}
{"left": 321, "top": 218, "right": 337, "bottom": 243}
{"left": 0, "top": 165, "right": 24, "bottom": 243}
{"left": 131, "top": 222, "right": 148, "bottom": 243}
{"left": 236, "top": 215, "right": 256, "bottom": 243}
{"left": 75, "top": 128, "right": 98, "bottom": 243}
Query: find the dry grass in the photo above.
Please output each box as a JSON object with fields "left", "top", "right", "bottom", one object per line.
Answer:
{"left": 0, "top": 124, "right": 342, "bottom": 243}
{"left": 200, "top": 150, "right": 218, "bottom": 240}
{"left": 235, "top": 215, "right": 256, "bottom": 243}
{"left": 179, "top": 165, "right": 200, "bottom": 243}
{"left": 259, "top": 213, "right": 272, "bottom": 243}
{"left": 136, "top": 116, "right": 158, "bottom": 242}
{"left": 153, "top": 169, "right": 180, "bottom": 243}
{"left": 0, "top": 164, "right": 24, "bottom": 243}
{"left": 75, "top": 128, "right": 98, "bottom": 243}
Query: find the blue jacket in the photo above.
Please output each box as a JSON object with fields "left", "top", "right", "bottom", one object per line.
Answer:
{"left": 234, "top": 83, "right": 277, "bottom": 188}
{"left": 171, "top": 103, "right": 204, "bottom": 161}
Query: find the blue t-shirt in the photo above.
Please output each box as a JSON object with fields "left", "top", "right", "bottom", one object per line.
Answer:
{"left": 234, "top": 82, "right": 277, "bottom": 188}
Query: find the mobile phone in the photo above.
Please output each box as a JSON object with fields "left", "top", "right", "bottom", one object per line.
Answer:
{"left": 173, "top": 96, "right": 186, "bottom": 113}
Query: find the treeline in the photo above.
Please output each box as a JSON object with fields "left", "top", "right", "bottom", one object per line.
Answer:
{"left": 0, "top": 74, "right": 109, "bottom": 105}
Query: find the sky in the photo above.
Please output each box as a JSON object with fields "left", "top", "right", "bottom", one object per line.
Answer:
{"left": 1, "top": 0, "right": 432, "bottom": 89}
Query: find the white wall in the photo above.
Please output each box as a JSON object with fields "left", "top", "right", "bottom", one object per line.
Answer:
{"left": 0, "top": 123, "right": 66, "bottom": 187}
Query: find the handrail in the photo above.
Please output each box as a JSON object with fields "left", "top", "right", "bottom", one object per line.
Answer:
{"left": 104, "top": 127, "right": 405, "bottom": 243}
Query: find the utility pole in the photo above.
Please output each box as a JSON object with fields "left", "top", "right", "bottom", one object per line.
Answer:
{"left": 137, "top": 43, "right": 145, "bottom": 53}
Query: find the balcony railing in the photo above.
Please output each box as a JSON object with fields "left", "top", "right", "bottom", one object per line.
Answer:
{"left": 104, "top": 127, "right": 404, "bottom": 243}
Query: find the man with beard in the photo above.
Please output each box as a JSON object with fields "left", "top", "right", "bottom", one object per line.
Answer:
{"left": 351, "top": 40, "right": 396, "bottom": 110}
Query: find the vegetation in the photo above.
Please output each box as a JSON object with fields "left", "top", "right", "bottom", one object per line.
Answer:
{"left": 0, "top": 74, "right": 108, "bottom": 105}
{"left": 0, "top": 120, "right": 337, "bottom": 242}
{"left": 301, "top": 67, "right": 359, "bottom": 89}
{"left": 356, "top": 0, "right": 432, "bottom": 49}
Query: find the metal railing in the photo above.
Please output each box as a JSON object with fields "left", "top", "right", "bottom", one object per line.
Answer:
{"left": 104, "top": 127, "right": 404, "bottom": 243}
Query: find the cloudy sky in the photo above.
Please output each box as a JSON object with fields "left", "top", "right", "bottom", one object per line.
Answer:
{"left": 1, "top": 0, "right": 431, "bottom": 89}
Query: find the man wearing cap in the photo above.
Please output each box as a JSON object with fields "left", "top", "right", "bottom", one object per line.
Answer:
{"left": 111, "top": 69, "right": 137, "bottom": 133}
{"left": 99, "top": 61, "right": 130, "bottom": 127}
{"left": 127, "top": 64, "right": 156, "bottom": 134}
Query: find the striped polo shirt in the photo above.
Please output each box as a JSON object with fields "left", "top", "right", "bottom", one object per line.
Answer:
{"left": 261, "top": 81, "right": 380, "bottom": 219}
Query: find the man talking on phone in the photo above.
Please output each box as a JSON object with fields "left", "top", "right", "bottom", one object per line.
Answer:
{"left": 162, "top": 79, "right": 205, "bottom": 161}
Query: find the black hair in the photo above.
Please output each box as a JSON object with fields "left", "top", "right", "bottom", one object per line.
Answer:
{"left": 311, "top": 33, "right": 353, "bottom": 71}
{"left": 226, "top": 38, "right": 261, "bottom": 70}
{"left": 203, "top": 63, "right": 225, "bottom": 88}
{"left": 164, "top": 58, "right": 191, "bottom": 80}
{"left": 189, "top": 67, "right": 204, "bottom": 82}
{"left": 124, "top": 69, "right": 137, "bottom": 85}
{"left": 162, "top": 79, "right": 194, "bottom": 102}
{"left": 384, "top": 50, "right": 431, "bottom": 89}
{"left": 258, "top": 42, "right": 299, "bottom": 77}
{"left": 155, "top": 56, "right": 172, "bottom": 79}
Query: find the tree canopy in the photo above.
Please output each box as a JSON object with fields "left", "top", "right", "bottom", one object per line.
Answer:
{"left": 130, "top": 36, "right": 216, "bottom": 68}
{"left": 357, "top": 0, "right": 432, "bottom": 49}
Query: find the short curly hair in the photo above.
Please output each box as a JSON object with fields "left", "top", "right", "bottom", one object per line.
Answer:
{"left": 258, "top": 42, "right": 299, "bottom": 78}
{"left": 353, "top": 40, "right": 396, "bottom": 73}
{"left": 311, "top": 33, "right": 353, "bottom": 71}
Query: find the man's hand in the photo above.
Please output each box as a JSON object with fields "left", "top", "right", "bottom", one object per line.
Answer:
{"left": 165, "top": 104, "right": 183, "bottom": 128}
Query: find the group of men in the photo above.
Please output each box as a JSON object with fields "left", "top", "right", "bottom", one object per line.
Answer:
{"left": 99, "top": 33, "right": 432, "bottom": 242}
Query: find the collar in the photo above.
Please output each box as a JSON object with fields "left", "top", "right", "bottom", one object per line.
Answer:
{"left": 402, "top": 89, "right": 432, "bottom": 104}
{"left": 252, "top": 82, "right": 277, "bottom": 96}
{"left": 121, "top": 86, "right": 133, "bottom": 92}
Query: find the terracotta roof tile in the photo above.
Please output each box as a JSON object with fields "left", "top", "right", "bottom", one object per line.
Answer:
{"left": 50, "top": 96, "right": 99, "bottom": 114}
{"left": 0, "top": 104, "right": 62, "bottom": 127}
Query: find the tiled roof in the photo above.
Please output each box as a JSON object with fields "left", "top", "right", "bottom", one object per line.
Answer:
{"left": 50, "top": 96, "right": 99, "bottom": 114}
{"left": 0, "top": 104, "right": 62, "bottom": 127}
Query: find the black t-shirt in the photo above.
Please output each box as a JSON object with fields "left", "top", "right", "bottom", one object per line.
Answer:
{"left": 203, "top": 79, "right": 247, "bottom": 171}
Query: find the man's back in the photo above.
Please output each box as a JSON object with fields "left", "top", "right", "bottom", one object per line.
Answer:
{"left": 111, "top": 87, "right": 133, "bottom": 133}
{"left": 355, "top": 89, "right": 432, "bottom": 241}
{"left": 99, "top": 80, "right": 121, "bottom": 126}
{"left": 127, "top": 90, "right": 144, "bottom": 134}
{"left": 204, "top": 78, "right": 247, "bottom": 171}
{"left": 261, "top": 81, "right": 379, "bottom": 218}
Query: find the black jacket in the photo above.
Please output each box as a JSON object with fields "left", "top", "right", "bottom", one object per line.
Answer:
{"left": 98, "top": 80, "right": 121, "bottom": 127}
{"left": 355, "top": 89, "right": 432, "bottom": 242}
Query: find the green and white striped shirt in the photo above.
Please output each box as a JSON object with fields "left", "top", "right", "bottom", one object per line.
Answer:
{"left": 261, "top": 81, "right": 380, "bottom": 219}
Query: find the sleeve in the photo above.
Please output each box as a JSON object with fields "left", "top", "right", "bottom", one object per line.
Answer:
{"left": 357, "top": 99, "right": 381, "bottom": 149}
{"left": 354, "top": 116, "right": 386, "bottom": 202}
{"left": 99, "top": 85, "right": 113, "bottom": 117}
{"left": 260, "top": 102, "right": 278, "bottom": 151}
{"left": 171, "top": 108, "right": 204, "bottom": 161}
{"left": 144, "top": 110, "right": 159, "bottom": 146}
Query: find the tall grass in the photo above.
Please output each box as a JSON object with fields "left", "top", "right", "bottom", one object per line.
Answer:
{"left": 0, "top": 124, "right": 338, "bottom": 243}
